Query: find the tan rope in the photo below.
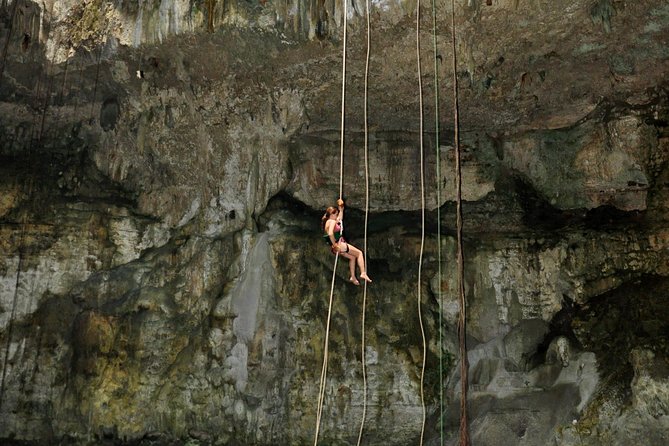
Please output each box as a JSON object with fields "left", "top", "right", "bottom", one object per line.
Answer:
{"left": 90, "top": 35, "right": 104, "bottom": 120}
{"left": 450, "top": 1, "right": 469, "bottom": 445}
{"left": 313, "top": 253, "right": 340, "bottom": 445}
{"left": 315, "top": 1, "right": 349, "bottom": 443}
{"left": 356, "top": 0, "right": 372, "bottom": 443}
{"left": 338, "top": 0, "right": 348, "bottom": 199}
{"left": 416, "top": 0, "right": 428, "bottom": 444}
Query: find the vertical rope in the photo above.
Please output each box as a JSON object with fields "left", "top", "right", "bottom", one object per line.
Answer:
{"left": 356, "top": 0, "right": 371, "bottom": 443}
{"left": 37, "top": 0, "right": 59, "bottom": 140}
{"left": 450, "top": 2, "right": 469, "bottom": 445}
{"left": 416, "top": 1, "right": 428, "bottom": 445}
{"left": 90, "top": 40, "right": 104, "bottom": 121}
{"left": 90, "top": 6, "right": 110, "bottom": 122}
{"left": 38, "top": 34, "right": 59, "bottom": 142}
{"left": 0, "top": 211, "right": 28, "bottom": 411}
{"left": 313, "top": 254, "right": 339, "bottom": 445}
{"left": 72, "top": 58, "right": 85, "bottom": 115}
{"left": 338, "top": 0, "right": 348, "bottom": 199}
{"left": 0, "top": 0, "right": 54, "bottom": 409}
{"left": 50, "top": 36, "right": 74, "bottom": 147}
{"left": 431, "top": 0, "right": 444, "bottom": 443}
{"left": 59, "top": 53, "right": 70, "bottom": 105}
{"left": 315, "top": 2, "right": 349, "bottom": 443}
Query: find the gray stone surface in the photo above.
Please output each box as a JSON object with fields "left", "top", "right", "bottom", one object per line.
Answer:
{"left": 0, "top": 0, "right": 668, "bottom": 444}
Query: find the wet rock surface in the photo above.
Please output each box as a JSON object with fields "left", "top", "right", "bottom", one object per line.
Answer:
{"left": 0, "top": 0, "right": 668, "bottom": 445}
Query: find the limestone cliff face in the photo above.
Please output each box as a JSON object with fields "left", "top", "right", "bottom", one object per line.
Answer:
{"left": 0, "top": 0, "right": 668, "bottom": 445}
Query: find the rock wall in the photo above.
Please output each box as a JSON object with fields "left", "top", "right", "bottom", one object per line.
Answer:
{"left": 0, "top": 0, "right": 668, "bottom": 445}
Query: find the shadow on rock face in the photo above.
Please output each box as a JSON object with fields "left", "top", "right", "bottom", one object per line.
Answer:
{"left": 100, "top": 97, "right": 120, "bottom": 132}
{"left": 574, "top": 275, "right": 669, "bottom": 382}
{"left": 434, "top": 385, "right": 580, "bottom": 446}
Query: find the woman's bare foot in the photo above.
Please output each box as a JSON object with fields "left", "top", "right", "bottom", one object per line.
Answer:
{"left": 349, "top": 276, "right": 360, "bottom": 286}
{"left": 360, "top": 273, "right": 372, "bottom": 283}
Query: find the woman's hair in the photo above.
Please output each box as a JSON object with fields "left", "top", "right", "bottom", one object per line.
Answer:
{"left": 321, "top": 206, "right": 338, "bottom": 230}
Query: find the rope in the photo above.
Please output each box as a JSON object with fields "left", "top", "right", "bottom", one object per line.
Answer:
{"left": 450, "top": 2, "right": 469, "bottom": 445}
{"left": 431, "top": 0, "right": 444, "bottom": 442}
{"left": 90, "top": 39, "right": 104, "bottom": 121}
{"left": 38, "top": 0, "right": 60, "bottom": 141}
{"left": 338, "top": 0, "right": 348, "bottom": 199}
{"left": 58, "top": 53, "right": 70, "bottom": 105}
{"left": 0, "top": 0, "right": 56, "bottom": 408}
{"left": 314, "top": 1, "right": 349, "bottom": 443}
{"left": 416, "top": 1, "right": 428, "bottom": 444}
{"left": 90, "top": 7, "right": 110, "bottom": 121}
{"left": 313, "top": 253, "right": 339, "bottom": 445}
{"left": 136, "top": 46, "right": 144, "bottom": 79}
{"left": 0, "top": 208, "right": 28, "bottom": 411}
{"left": 72, "top": 50, "right": 87, "bottom": 115}
{"left": 50, "top": 34, "right": 75, "bottom": 148}
{"left": 38, "top": 34, "right": 60, "bottom": 142}
{"left": 356, "top": 0, "right": 372, "bottom": 443}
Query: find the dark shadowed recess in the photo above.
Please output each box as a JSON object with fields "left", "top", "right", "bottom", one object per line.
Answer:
{"left": 260, "top": 191, "right": 423, "bottom": 239}
{"left": 0, "top": 151, "right": 137, "bottom": 220}
{"left": 573, "top": 274, "right": 669, "bottom": 399}
{"left": 529, "top": 295, "right": 582, "bottom": 370}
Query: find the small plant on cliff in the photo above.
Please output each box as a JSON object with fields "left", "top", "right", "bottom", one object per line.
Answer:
{"left": 63, "top": 0, "right": 111, "bottom": 52}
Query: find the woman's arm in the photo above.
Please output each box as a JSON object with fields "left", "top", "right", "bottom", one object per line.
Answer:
{"left": 337, "top": 198, "right": 345, "bottom": 222}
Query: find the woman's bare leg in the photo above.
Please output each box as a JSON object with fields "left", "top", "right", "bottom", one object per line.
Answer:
{"left": 347, "top": 245, "right": 372, "bottom": 282}
{"left": 340, "top": 250, "right": 359, "bottom": 285}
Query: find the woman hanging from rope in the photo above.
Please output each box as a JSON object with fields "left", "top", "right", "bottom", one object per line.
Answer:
{"left": 322, "top": 199, "right": 372, "bottom": 285}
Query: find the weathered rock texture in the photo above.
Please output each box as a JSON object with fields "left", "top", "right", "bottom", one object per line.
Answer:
{"left": 0, "top": 0, "right": 668, "bottom": 445}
